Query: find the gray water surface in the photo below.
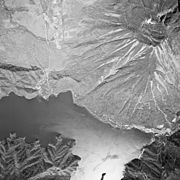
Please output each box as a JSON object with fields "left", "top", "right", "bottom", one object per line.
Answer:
{"left": 0, "top": 91, "right": 152, "bottom": 180}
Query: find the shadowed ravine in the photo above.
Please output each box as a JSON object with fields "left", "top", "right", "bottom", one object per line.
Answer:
{"left": 0, "top": 91, "right": 151, "bottom": 180}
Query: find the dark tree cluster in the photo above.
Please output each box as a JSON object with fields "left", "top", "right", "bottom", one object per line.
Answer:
{"left": 121, "top": 130, "right": 180, "bottom": 180}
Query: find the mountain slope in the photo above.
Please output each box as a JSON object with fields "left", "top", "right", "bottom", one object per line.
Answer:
{"left": 0, "top": 0, "right": 180, "bottom": 131}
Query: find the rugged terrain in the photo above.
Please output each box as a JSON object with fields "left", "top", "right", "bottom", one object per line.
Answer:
{"left": 0, "top": 132, "right": 81, "bottom": 180}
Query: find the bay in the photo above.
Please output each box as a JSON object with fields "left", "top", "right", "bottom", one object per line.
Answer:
{"left": 0, "top": 92, "right": 152, "bottom": 180}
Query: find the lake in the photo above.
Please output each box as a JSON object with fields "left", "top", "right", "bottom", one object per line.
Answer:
{"left": 0, "top": 91, "right": 152, "bottom": 180}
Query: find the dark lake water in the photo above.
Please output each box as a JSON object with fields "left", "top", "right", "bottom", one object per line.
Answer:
{"left": 0, "top": 91, "right": 96, "bottom": 145}
{"left": 0, "top": 91, "right": 152, "bottom": 180}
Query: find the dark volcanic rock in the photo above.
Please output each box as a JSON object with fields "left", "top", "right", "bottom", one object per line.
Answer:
{"left": 121, "top": 129, "right": 180, "bottom": 180}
